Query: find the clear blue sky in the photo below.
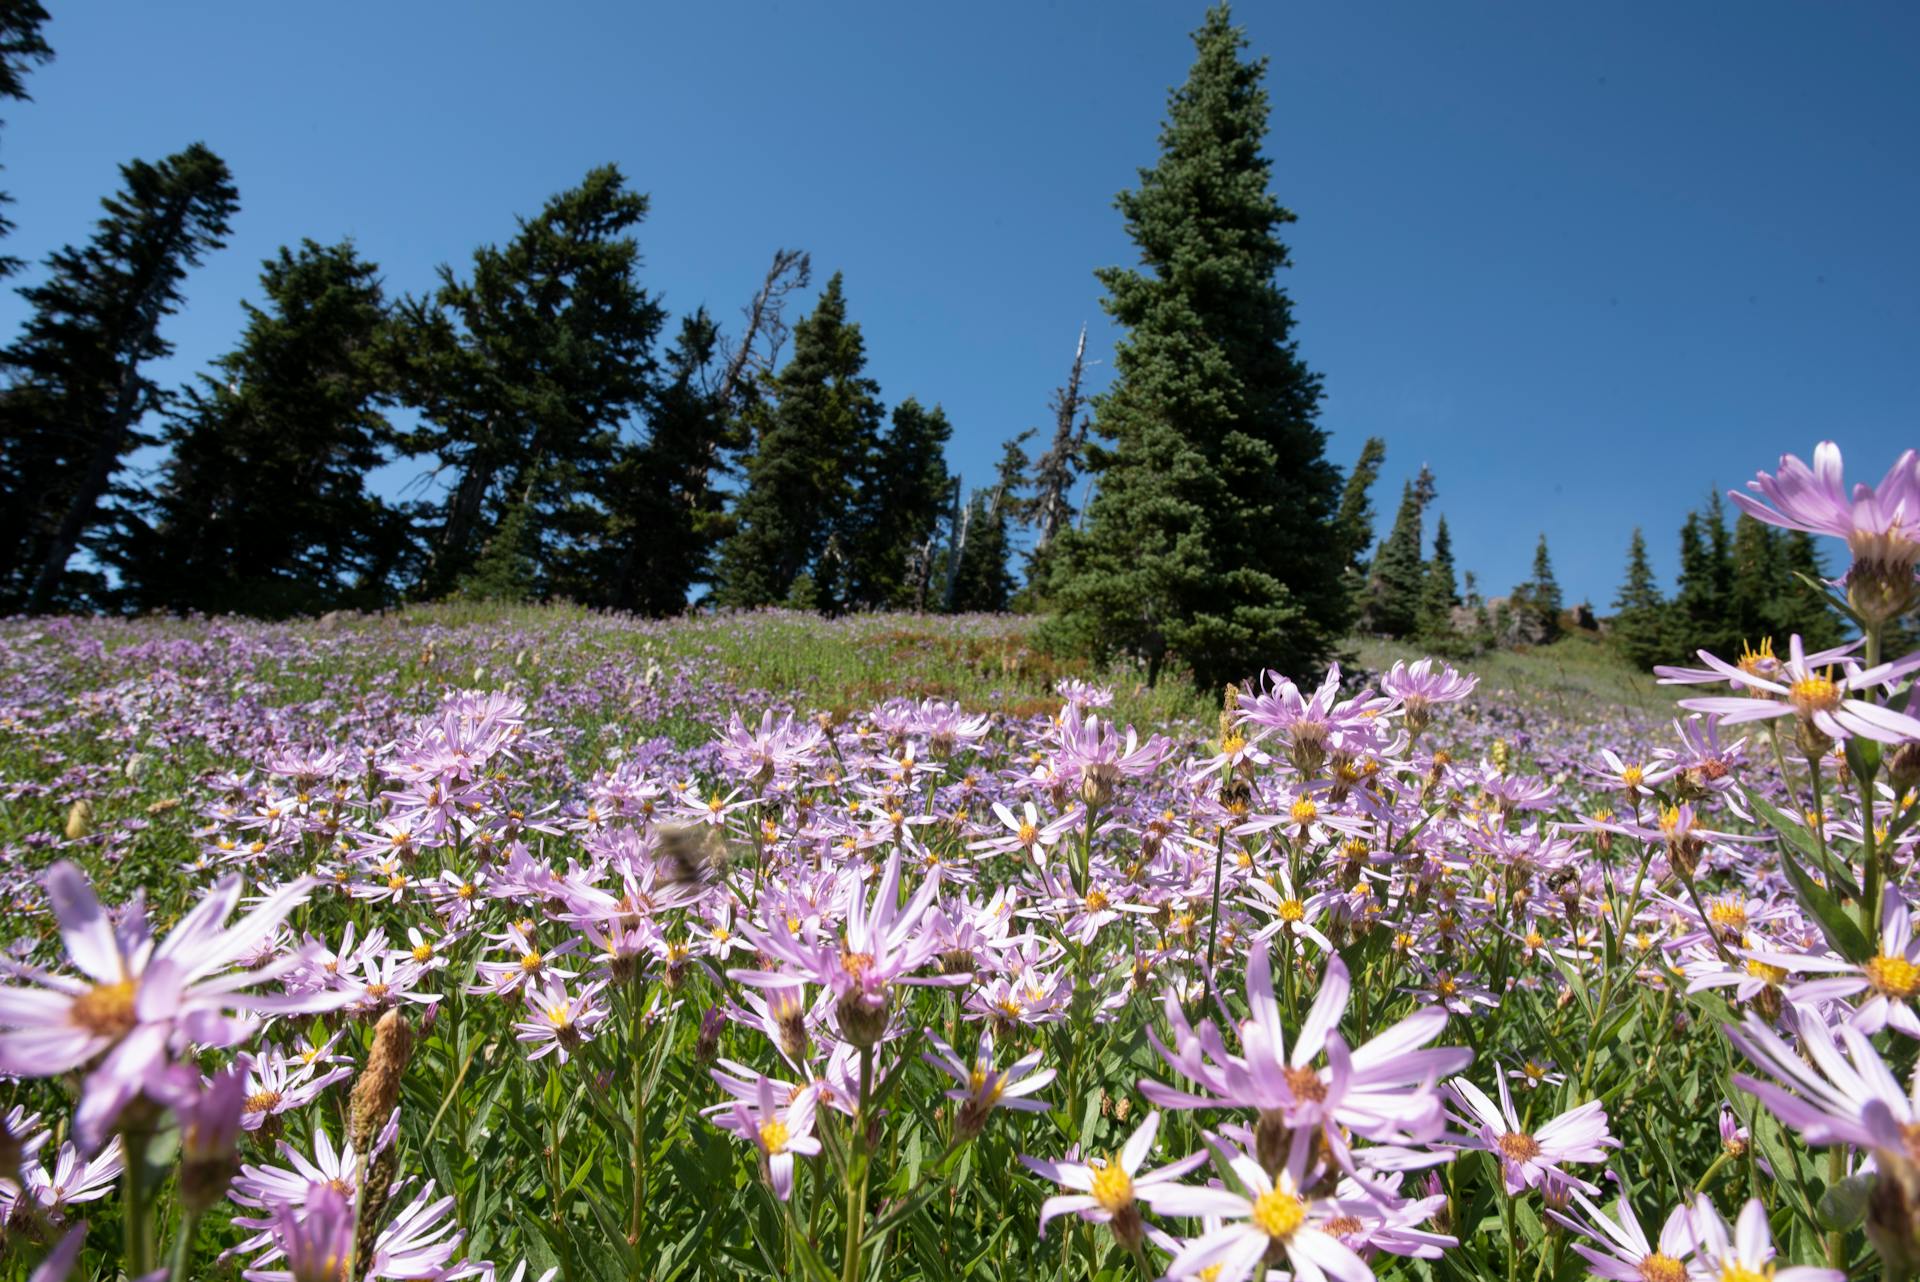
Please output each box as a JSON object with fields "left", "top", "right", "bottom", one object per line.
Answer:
{"left": 3, "top": 3, "right": 1916, "bottom": 607}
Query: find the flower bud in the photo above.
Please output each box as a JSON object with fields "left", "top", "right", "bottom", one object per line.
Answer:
{"left": 349, "top": 1010, "right": 412, "bottom": 1153}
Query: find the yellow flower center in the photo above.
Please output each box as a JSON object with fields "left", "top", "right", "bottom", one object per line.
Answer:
{"left": 1089, "top": 1162, "right": 1133, "bottom": 1213}
{"left": 244, "top": 1089, "right": 283, "bottom": 1114}
{"left": 412, "top": 943, "right": 434, "bottom": 962}
{"left": 759, "top": 1118, "right": 790, "bottom": 1154}
{"left": 1788, "top": 671, "right": 1842, "bottom": 715}
{"left": 1718, "top": 1264, "right": 1770, "bottom": 1282}
{"left": 1277, "top": 898, "right": 1306, "bottom": 923}
{"left": 1290, "top": 797, "right": 1319, "bottom": 825}
{"left": 1866, "top": 954, "right": 1920, "bottom": 999}
{"left": 1639, "top": 1254, "right": 1687, "bottom": 1282}
{"left": 1621, "top": 765, "right": 1645, "bottom": 789}
{"left": 1708, "top": 899, "right": 1749, "bottom": 932}
{"left": 1017, "top": 822, "right": 1038, "bottom": 845}
{"left": 1497, "top": 1131, "right": 1541, "bottom": 1162}
{"left": 71, "top": 979, "right": 138, "bottom": 1037}
{"left": 520, "top": 951, "right": 544, "bottom": 972}
{"left": 1250, "top": 1187, "right": 1307, "bottom": 1240}
{"left": 1745, "top": 959, "right": 1788, "bottom": 986}
{"left": 1084, "top": 890, "right": 1110, "bottom": 913}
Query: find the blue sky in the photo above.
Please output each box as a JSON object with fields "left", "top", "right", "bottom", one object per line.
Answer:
{"left": 2, "top": 3, "right": 1916, "bottom": 607}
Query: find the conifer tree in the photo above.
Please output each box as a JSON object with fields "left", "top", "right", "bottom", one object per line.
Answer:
{"left": 1334, "top": 437, "right": 1386, "bottom": 572}
{"left": 392, "top": 165, "right": 663, "bottom": 598}
{"left": 0, "top": 1, "right": 51, "bottom": 278}
{"left": 843, "top": 397, "right": 952, "bottom": 610}
{"left": 1046, "top": 5, "right": 1349, "bottom": 687}
{"left": 1727, "top": 511, "right": 1780, "bottom": 644}
{"left": 716, "top": 273, "right": 883, "bottom": 610}
{"left": 0, "top": 142, "right": 238, "bottom": 611}
{"left": 599, "top": 310, "right": 731, "bottom": 614}
{"left": 1022, "top": 327, "right": 1090, "bottom": 599}
{"left": 112, "top": 240, "right": 406, "bottom": 615}
{"left": 1511, "top": 534, "right": 1563, "bottom": 643}
{"left": 1418, "top": 514, "right": 1459, "bottom": 636}
{"left": 1775, "top": 529, "right": 1845, "bottom": 650}
{"left": 949, "top": 437, "right": 1028, "bottom": 613}
{"left": 1366, "top": 471, "right": 1431, "bottom": 637}
{"left": 1673, "top": 508, "right": 1732, "bottom": 658}
{"left": 1612, "top": 527, "right": 1667, "bottom": 669}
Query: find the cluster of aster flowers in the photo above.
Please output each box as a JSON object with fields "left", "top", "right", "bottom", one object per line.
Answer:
{"left": 0, "top": 443, "right": 1916, "bottom": 1280}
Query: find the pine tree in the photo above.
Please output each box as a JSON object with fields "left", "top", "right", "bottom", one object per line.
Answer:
{"left": 0, "top": 1, "right": 51, "bottom": 278}
{"left": 392, "top": 165, "right": 664, "bottom": 598}
{"left": 1511, "top": 534, "right": 1563, "bottom": 643}
{"left": 1673, "top": 506, "right": 1733, "bottom": 658}
{"left": 600, "top": 310, "right": 731, "bottom": 614}
{"left": 0, "top": 142, "right": 238, "bottom": 611}
{"left": 1775, "top": 529, "right": 1844, "bottom": 650}
{"left": 1046, "top": 5, "right": 1349, "bottom": 687}
{"left": 1366, "top": 473, "right": 1430, "bottom": 637}
{"left": 1334, "top": 437, "right": 1386, "bottom": 572}
{"left": 949, "top": 437, "right": 1028, "bottom": 613}
{"left": 1727, "top": 511, "right": 1780, "bottom": 645}
{"left": 1612, "top": 527, "right": 1667, "bottom": 669}
{"left": 111, "top": 240, "right": 406, "bottom": 615}
{"left": 715, "top": 273, "right": 884, "bottom": 610}
{"left": 1418, "top": 514, "right": 1459, "bottom": 637}
{"left": 1022, "top": 326, "right": 1090, "bottom": 599}
{"left": 843, "top": 397, "right": 952, "bottom": 610}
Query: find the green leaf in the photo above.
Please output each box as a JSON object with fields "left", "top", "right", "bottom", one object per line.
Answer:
{"left": 1749, "top": 790, "right": 1860, "bottom": 898}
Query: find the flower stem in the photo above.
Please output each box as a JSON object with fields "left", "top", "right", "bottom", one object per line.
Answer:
{"left": 170, "top": 1209, "right": 201, "bottom": 1282}
{"left": 123, "top": 1125, "right": 156, "bottom": 1279}
{"left": 841, "top": 1046, "right": 875, "bottom": 1282}
{"left": 628, "top": 987, "right": 649, "bottom": 1272}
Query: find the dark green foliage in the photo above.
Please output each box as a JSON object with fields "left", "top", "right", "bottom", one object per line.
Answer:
{"left": 1612, "top": 527, "right": 1667, "bottom": 670}
{"left": 1510, "top": 533, "right": 1563, "bottom": 643}
{"left": 0, "top": 142, "right": 238, "bottom": 611}
{"left": 1364, "top": 468, "right": 1432, "bottom": 637}
{"left": 1419, "top": 514, "right": 1458, "bottom": 637}
{"left": 0, "top": 0, "right": 50, "bottom": 277}
{"left": 392, "top": 165, "right": 664, "bottom": 598}
{"left": 843, "top": 397, "right": 952, "bottom": 610}
{"left": 1045, "top": 4, "right": 1349, "bottom": 687}
{"left": 598, "top": 310, "right": 732, "bottom": 614}
{"left": 1020, "top": 328, "right": 1090, "bottom": 603}
{"left": 1672, "top": 500, "right": 1735, "bottom": 658}
{"left": 948, "top": 436, "right": 1028, "bottom": 613}
{"left": 459, "top": 500, "right": 537, "bottom": 602}
{"left": 716, "top": 274, "right": 884, "bottom": 611}
{"left": 1776, "top": 529, "right": 1844, "bottom": 650}
{"left": 1334, "top": 437, "right": 1386, "bottom": 571}
{"left": 109, "top": 240, "right": 409, "bottom": 616}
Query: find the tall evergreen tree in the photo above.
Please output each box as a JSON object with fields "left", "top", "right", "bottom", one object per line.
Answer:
{"left": 599, "top": 309, "right": 731, "bottom": 614}
{"left": 1775, "top": 529, "right": 1845, "bottom": 651}
{"left": 1512, "top": 534, "right": 1563, "bottom": 643}
{"left": 1365, "top": 472, "right": 1430, "bottom": 637}
{"left": 1612, "top": 527, "right": 1667, "bottom": 669}
{"left": 111, "top": 240, "right": 406, "bottom": 615}
{"left": 1673, "top": 506, "right": 1733, "bottom": 658}
{"left": 1021, "top": 327, "right": 1091, "bottom": 599}
{"left": 949, "top": 437, "right": 1028, "bottom": 613}
{"left": 1334, "top": 437, "right": 1386, "bottom": 573}
{"left": 715, "top": 273, "right": 884, "bottom": 610}
{"left": 1418, "top": 514, "right": 1458, "bottom": 636}
{"left": 0, "top": 1, "right": 50, "bottom": 278}
{"left": 391, "top": 165, "right": 664, "bottom": 598}
{"left": 0, "top": 142, "right": 238, "bottom": 611}
{"left": 843, "top": 396, "right": 952, "bottom": 610}
{"left": 1046, "top": 5, "right": 1349, "bottom": 687}
{"left": 1727, "top": 511, "right": 1780, "bottom": 645}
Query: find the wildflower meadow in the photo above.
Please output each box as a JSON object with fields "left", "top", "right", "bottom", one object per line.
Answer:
{"left": 0, "top": 441, "right": 1917, "bottom": 1282}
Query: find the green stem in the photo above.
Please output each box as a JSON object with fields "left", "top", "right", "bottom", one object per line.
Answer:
{"left": 1826, "top": 1146, "right": 1847, "bottom": 1270}
{"left": 628, "top": 987, "right": 649, "bottom": 1270}
{"left": 170, "top": 1209, "right": 201, "bottom": 1282}
{"left": 842, "top": 1046, "right": 875, "bottom": 1282}
{"left": 123, "top": 1125, "right": 156, "bottom": 1279}
{"left": 1203, "top": 826, "right": 1227, "bottom": 979}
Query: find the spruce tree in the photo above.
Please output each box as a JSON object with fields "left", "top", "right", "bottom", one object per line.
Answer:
{"left": 1512, "top": 534, "right": 1563, "bottom": 643}
{"left": 1022, "top": 327, "right": 1090, "bottom": 599}
{"left": 1673, "top": 508, "right": 1732, "bottom": 658}
{"left": 0, "top": 1, "right": 50, "bottom": 278}
{"left": 1334, "top": 437, "right": 1386, "bottom": 571}
{"left": 392, "top": 165, "right": 664, "bottom": 598}
{"left": 843, "top": 397, "right": 952, "bottom": 610}
{"left": 113, "top": 240, "right": 406, "bottom": 616}
{"left": 0, "top": 142, "right": 238, "bottom": 611}
{"left": 950, "top": 437, "right": 1028, "bottom": 613}
{"left": 1046, "top": 5, "right": 1348, "bottom": 687}
{"left": 1776, "top": 529, "right": 1845, "bottom": 650}
{"left": 715, "top": 273, "right": 883, "bottom": 610}
{"left": 1612, "top": 527, "right": 1667, "bottom": 669}
{"left": 1418, "top": 514, "right": 1459, "bottom": 637}
{"left": 1727, "top": 511, "right": 1780, "bottom": 645}
{"left": 599, "top": 310, "right": 732, "bottom": 614}
{"left": 1366, "top": 475, "right": 1429, "bottom": 637}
